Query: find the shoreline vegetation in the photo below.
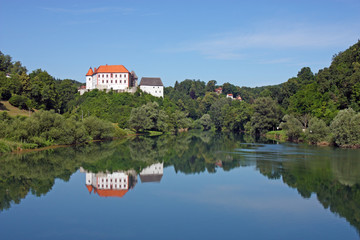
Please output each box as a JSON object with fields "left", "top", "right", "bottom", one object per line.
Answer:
{"left": 1, "top": 40, "right": 360, "bottom": 152}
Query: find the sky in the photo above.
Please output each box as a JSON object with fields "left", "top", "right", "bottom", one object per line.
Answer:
{"left": 1, "top": 0, "right": 360, "bottom": 87}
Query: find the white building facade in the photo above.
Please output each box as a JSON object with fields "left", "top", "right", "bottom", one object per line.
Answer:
{"left": 139, "top": 77, "right": 164, "bottom": 98}
{"left": 85, "top": 171, "right": 129, "bottom": 190}
{"left": 82, "top": 65, "right": 138, "bottom": 94}
{"left": 139, "top": 162, "right": 164, "bottom": 183}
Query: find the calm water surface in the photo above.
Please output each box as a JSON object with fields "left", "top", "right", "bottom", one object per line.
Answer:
{"left": 0, "top": 132, "right": 360, "bottom": 239}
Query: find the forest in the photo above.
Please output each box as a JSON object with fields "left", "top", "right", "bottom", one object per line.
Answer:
{"left": 0, "top": 40, "right": 360, "bottom": 151}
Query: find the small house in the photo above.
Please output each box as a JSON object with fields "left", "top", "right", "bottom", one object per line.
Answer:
{"left": 139, "top": 77, "right": 164, "bottom": 98}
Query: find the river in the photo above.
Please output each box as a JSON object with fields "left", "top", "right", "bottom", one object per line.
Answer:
{"left": 0, "top": 131, "right": 359, "bottom": 239}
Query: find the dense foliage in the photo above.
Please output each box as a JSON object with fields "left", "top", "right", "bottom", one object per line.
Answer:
{"left": 0, "top": 51, "right": 81, "bottom": 112}
{"left": 1, "top": 40, "right": 360, "bottom": 147}
{"left": 0, "top": 111, "right": 118, "bottom": 151}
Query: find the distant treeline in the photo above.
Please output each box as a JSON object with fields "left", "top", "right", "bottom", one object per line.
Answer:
{"left": 1, "top": 40, "right": 360, "bottom": 148}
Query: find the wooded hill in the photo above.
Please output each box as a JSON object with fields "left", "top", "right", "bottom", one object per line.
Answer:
{"left": 1, "top": 40, "right": 360, "bottom": 148}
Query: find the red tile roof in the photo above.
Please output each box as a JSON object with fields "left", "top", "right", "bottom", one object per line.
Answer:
{"left": 94, "top": 189, "right": 128, "bottom": 198}
{"left": 86, "top": 185, "right": 93, "bottom": 193}
{"left": 86, "top": 68, "right": 93, "bottom": 76}
{"left": 96, "top": 65, "right": 129, "bottom": 73}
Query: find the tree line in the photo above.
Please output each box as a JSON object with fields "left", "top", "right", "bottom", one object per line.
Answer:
{"left": 1, "top": 40, "right": 360, "bottom": 148}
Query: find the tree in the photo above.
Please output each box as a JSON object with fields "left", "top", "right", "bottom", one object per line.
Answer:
{"left": 305, "top": 117, "right": 330, "bottom": 144}
{"left": 199, "top": 114, "right": 212, "bottom": 130}
{"left": 83, "top": 116, "right": 114, "bottom": 140}
{"left": 297, "top": 67, "right": 314, "bottom": 85}
{"left": 223, "top": 101, "right": 251, "bottom": 132}
{"left": 279, "top": 114, "right": 303, "bottom": 141}
{"left": 330, "top": 108, "right": 360, "bottom": 147}
{"left": 209, "top": 98, "right": 231, "bottom": 131}
{"left": 205, "top": 80, "right": 217, "bottom": 92}
{"left": 128, "top": 102, "right": 169, "bottom": 132}
{"left": 249, "top": 97, "right": 282, "bottom": 135}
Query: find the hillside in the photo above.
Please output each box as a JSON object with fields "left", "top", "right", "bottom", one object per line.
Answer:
{"left": 0, "top": 101, "right": 34, "bottom": 117}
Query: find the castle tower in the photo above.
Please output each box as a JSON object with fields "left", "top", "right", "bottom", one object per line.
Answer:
{"left": 86, "top": 67, "right": 94, "bottom": 90}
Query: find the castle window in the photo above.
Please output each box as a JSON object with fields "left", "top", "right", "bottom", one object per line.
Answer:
{"left": 111, "top": 80, "right": 113, "bottom": 83}
{"left": 111, "top": 73, "right": 113, "bottom": 78}
{"left": 102, "top": 74, "right": 104, "bottom": 77}
{"left": 120, "top": 74, "right": 122, "bottom": 78}
{"left": 106, "top": 80, "right": 108, "bottom": 83}
{"left": 102, "top": 80, "right": 104, "bottom": 83}
{"left": 120, "top": 80, "right": 122, "bottom": 83}
{"left": 124, "top": 80, "right": 126, "bottom": 83}
{"left": 115, "top": 80, "right": 117, "bottom": 83}
{"left": 115, "top": 74, "right": 117, "bottom": 78}
{"left": 106, "top": 74, "right": 108, "bottom": 78}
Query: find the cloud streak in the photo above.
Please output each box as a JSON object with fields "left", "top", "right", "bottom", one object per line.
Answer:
{"left": 42, "top": 7, "right": 134, "bottom": 15}
{"left": 170, "top": 23, "right": 360, "bottom": 61}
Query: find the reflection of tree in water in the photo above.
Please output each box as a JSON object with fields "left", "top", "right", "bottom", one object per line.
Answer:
{"left": 1, "top": 132, "right": 360, "bottom": 235}
{"left": 0, "top": 141, "right": 127, "bottom": 211}
{"left": 254, "top": 148, "right": 360, "bottom": 235}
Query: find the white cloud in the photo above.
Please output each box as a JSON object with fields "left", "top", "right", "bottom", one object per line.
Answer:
{"left": 171, "top": 23, "right": 360, "bottom": 61}
{"left": 42, "top": 7, "right": 134, "bottom": 15}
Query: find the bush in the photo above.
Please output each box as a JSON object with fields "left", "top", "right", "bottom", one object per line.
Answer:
{"left": 9, "top": 94, "right": 29, "bottom": 109}
{"left": 305, "top": 117, "right": 330, "bottom": 144}
{"left": 330, "top": 108, "right": 360, "bottom": 147}
{"left": 0, "top": 140, "right": 12, "bottom": 153}
{"left": 279, "top": 114, "right": 303, "bottom": 141}
{"left": 199, "top": 114, "right": 212, "bottom": 130}
{"left": 1, "top": 89, "right": 12, "bottom": 100}
{"left": 83, "top": 116, "right": 114, "bottom": 140}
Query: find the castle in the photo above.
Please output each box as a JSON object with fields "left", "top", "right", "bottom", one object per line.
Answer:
{"left": 79, "top": 64, "right": 164, "bottom": 97}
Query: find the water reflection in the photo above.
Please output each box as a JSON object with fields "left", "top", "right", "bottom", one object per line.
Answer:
{"left": 0, "top": 132, "right": 360, "bottom": 235}
{"left": 140, "top": 162, "right": 163, "bottom": 183}
{"left": 79, "top": 162, "right": 164, "bottom": 198}
{"left": 80, "top": 167, "right": 138, "bottom": 198}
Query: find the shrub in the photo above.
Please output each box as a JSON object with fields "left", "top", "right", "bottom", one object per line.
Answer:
{"left": 199, "top": 114, "right": 212, "bottom": 130}
{"left": 279, "top": 114, "right": 303, "bottom": 141}
{"left": 9, "top": 94, "right": 29, "bottom": 109}
{"left": 83, "top": 116, "right": 114, "bottom": 140}
{"left": 330, "top": 108, "right": 360, "bottom": 147}
{"left": 1, "top": 89, "right": 12, "bottom": 100}
{"left": 305, "top": 117, "right": 330, "bottom": 144}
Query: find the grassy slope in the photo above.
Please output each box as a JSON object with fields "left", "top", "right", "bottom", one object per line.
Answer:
{"left": 0, "top": 101, "right": 34, "bottom": 117}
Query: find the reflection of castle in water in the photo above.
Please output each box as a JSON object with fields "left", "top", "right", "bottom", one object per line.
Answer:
{"left": 139, "top": 162, "right": 163, "bottom": 183}
{"left": 80, "top": 162, "right": 163, "bottom": 198}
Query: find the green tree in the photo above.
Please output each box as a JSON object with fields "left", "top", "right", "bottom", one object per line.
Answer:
{"left": 279, "top": 114, "right": 303, "bottom": 141}
{"left": 209, "top": 98, "right": 231, "bottom": 131}
{"left": 205, "top": 80, "right": 217, "bottom": 92}
{"left": 330, "top": 108, "right": 360, "bottom": 147}
{"left": 83, "top": 116, "right": 114, "bottom": 140}
{"left": 249, "top": 97, "right": 282, "bottom": 135}
{"left": 199, "top": 114, "right": 212, "bottom": 130}
{"left": 305, "top": 117, "right": 330, "bottom": 144}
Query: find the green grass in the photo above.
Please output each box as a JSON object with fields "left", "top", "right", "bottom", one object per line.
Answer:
{"left": 0, "top": 139, "right": 38, "bottom": 153}
{"left": 148, "top": 131, "right": 163, "bottom": 136}
{"left": 0, "top": 101, "right": 36, "bottom": 117}
{"left": 266, "top": 130, "right": 287, "bottom": 142}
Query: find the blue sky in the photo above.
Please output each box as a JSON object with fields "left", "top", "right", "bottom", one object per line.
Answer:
{"left": 1, "top": 0, "right": 359, "bottom": 87}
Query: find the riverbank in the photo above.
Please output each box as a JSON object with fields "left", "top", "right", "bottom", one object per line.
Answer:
{"left": 264, "top": 130, "right": 360, "bottom": 149}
